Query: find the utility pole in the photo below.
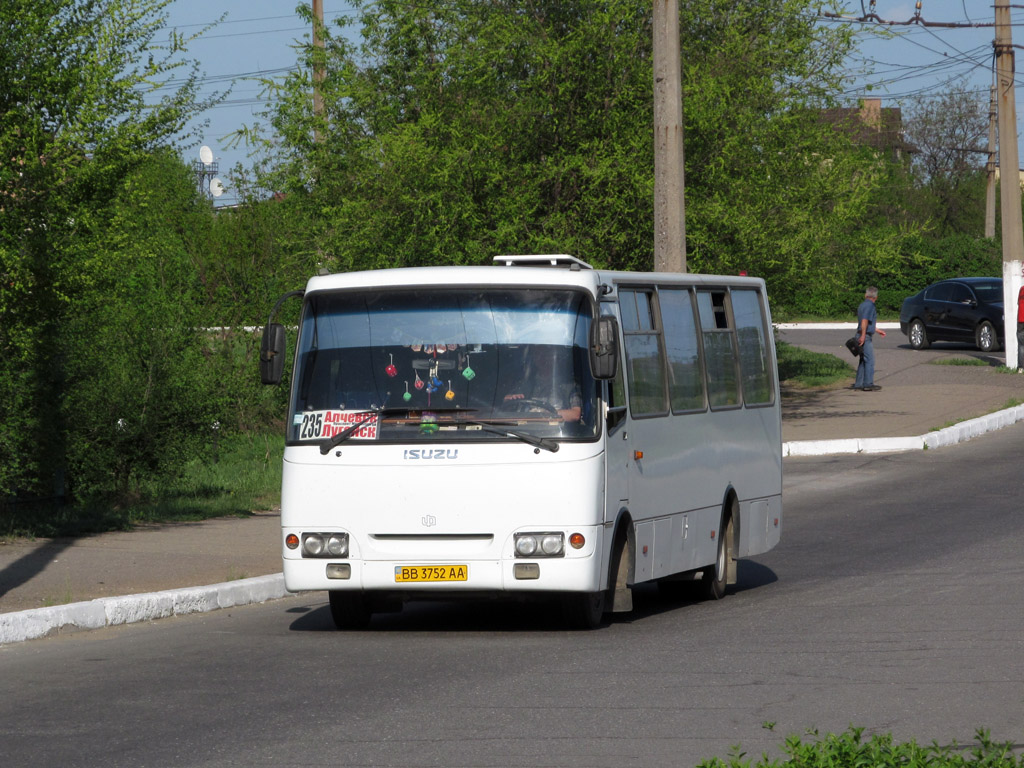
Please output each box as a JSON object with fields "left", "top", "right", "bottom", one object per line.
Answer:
{"left": 312, "top": 0, "right": 325, "bottom": 142}
{"left": 985, "top": 84, "right": 996, "bottom": 239}
{"left": 995, "top": 0, "right": 1023, "bottom": 369}
{"left": 653, "top": 0, "right": 686, "bottom": 273}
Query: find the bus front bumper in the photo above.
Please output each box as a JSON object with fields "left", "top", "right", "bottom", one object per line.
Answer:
{"left": 283, "top": 552, "right": 604, "bottom": 595}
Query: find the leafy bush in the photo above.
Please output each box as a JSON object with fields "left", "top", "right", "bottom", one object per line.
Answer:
{"left": 1, "top": 431, "right": 282, "bottom": 538}
{"left": 698, "top": 727, "right": 1024, "bottom": 768}
{"left": 778, "top": 233, "right": 1001, "bottom": 318}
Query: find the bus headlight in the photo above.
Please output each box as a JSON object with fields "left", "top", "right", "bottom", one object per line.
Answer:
{"left": 515, "top": 535, "right": 538, "bottom": 557}
{"left": 304, "top": 534, "right": 324, "bottom": 556}
{"left": 302, "top": 532, "right": 349, "bottom": 558}
{"left": 514, "top": 532, "right": 564, "bottom": 558}
{"left": 540, "top": 534, "right": 564, "bottom": 556}
{"left": 326, "top": 535, "right": 348, "bottom": 557}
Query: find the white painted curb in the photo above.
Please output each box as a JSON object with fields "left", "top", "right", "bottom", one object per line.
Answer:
{"left": 0, "top": 573, "right": 288, "bottom": 646}
{"left": 775, "top": 322, "right": 900, "bottom": 330}
{"left": 4, "top": 401, "right": 1022, "bottom": 645}
{"left": 783, "top": 404, "right": 1024, "bottom": 458}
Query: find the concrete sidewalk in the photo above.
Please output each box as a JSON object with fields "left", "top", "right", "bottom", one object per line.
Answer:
{"left": 4, "top": 323, "right": 1024, "bottom": 644}
{"left": 778, "top": 324, "right": 1024, "bottom": 453}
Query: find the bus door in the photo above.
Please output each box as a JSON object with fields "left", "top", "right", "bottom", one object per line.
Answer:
{"left": 603, "top": 348, "right": 630, "bottom": 526}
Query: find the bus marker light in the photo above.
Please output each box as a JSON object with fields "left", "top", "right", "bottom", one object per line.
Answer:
{"left": 514, "top": 563, "right": 540, "bottom": 580}
{"left": 569, "top": 533, "right": 585, "bottom": 549}
{"left": 286, "top": 534, "right": 300, "bottom": 549}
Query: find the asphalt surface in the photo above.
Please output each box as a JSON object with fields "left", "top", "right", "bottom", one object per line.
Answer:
{"left": 3, "top": 323, "right": 1024, "bottom": 644}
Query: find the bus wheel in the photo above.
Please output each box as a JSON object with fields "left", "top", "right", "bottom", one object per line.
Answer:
{"left": 608, "top": 531, "right": 634, "bottom": 613}
{"left": 561, "top": 591, "right": 605, "bottom": 630}
{"left": 329, "top": 591, "right": 371, "bottom": 630}
{"left": 700, "top": 513, "right": 733, "bottom": 601}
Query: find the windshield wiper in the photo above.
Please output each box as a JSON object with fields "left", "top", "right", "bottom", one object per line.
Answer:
{"left": 459, "top": 419, "right": 560, "bottom": 453}
{"left": 318, "top": 407, "right": 414, "bottom": 454}
{"left": 317, "top": 408, "right": 558, "bottom": 454}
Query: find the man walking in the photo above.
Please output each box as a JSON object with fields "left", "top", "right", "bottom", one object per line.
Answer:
{"left": 855, "top": 286, "right": 886, "bottom": 391}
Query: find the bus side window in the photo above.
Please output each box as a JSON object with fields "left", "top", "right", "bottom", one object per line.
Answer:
{"left": 731, "top": 289, "right": 774, "bottom": 406}
{"left": 619, "top": 289, "right": 668, "bottom": 416}
{"left": 659, "top": 288, "right": 706, "bottom": 412}
{"left": 696, "top": 290, "right": 740, "bottom": 409}
{"left": 605, "top": 362, "right": 627, "bottom": 431}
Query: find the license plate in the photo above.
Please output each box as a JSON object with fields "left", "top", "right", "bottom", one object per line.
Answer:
{"left": 394, "top": 564, "right": 468, "bottom": 583}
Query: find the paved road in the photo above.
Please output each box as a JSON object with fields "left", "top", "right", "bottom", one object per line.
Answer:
{"left": 2, "top": 424, "right": 1022, "bottom": 767}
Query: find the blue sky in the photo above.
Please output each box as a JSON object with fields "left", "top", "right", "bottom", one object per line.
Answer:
{"left": 836, "top": 1, "right": 1004, "bottom": 108}
{"left": 159, "top": 1, "right": 1021, "bottom": 205}
{"left": 160, "top": 1, "right": 360, "bottom": 204}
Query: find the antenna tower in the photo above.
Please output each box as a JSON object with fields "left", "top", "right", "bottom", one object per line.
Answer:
{"left": 194, "top": 146, "right": 220, "bottom": 199}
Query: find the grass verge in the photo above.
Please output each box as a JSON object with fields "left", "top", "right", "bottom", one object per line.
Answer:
{"left": 1, "top": 431, "right": 284, "bottom": 539}
{"left": 698, "top": 726, "right": 1022, "bottom": 768}
{"left": 931, "top": 357, "right": 988, "bottom": 367}
{"left": 776, "top": 340, "right": 854, "bottom": 388}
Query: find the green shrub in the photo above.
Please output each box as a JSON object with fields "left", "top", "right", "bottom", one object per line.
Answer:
{"left": 777, "top": 234, "right": 1001, "bottom": 318}
{"left": 699, "top": 727, "right": 1023, "bottom": 768}
{"left": 0, "top": 431, "right": 283, "bottom": 538}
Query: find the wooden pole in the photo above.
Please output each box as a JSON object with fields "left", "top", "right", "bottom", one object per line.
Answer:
{"left": 312, "top": 0, "right": 325, "bottom": 142}
{"left": 653, "top": 0, "right": 686, "bottom": 273}
{"left": 995, "top": 0, "right": 1023, "bottom": 368}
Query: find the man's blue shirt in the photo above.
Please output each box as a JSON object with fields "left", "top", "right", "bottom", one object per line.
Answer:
{"left": 857, "top": 299, "right": 877, "bottom": 335}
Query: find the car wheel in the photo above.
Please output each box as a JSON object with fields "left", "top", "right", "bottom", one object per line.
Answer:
{"left": 976, "top": 321, "right": 998, "bottom": 353}
{"left": 909, "top": 319, "right": 930, "bottom": 350}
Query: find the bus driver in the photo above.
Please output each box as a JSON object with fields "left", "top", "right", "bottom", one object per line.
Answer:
{"left": 503, "top": 347, "right": 582, "bottom": 422}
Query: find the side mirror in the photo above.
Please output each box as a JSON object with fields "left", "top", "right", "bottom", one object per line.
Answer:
{"left": 260, "top": 323, "right": 287, "bottom": 385}
{"left": 590, "top": 315, "right": 619, "bottom": 380}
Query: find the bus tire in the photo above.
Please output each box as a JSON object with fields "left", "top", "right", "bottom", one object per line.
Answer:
{"left": 560, "top": 591, "right": 605, "bottom": 630}
{"left": 608, "top": 526, "right": 634, "bottom": 613}
{"left": 329, "top": 591, "right": 371, "bottom": 630}
{"left": 700, "top": 512, "right": 733, "bottom": 601}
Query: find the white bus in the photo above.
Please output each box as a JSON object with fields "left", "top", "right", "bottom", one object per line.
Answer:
{"left": 260, "top": 255, "right": 782, "bottom": 629}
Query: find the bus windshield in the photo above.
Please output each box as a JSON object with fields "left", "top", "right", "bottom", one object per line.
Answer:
{"left": 288, "top": 287, "right": 599, "bottom": 445}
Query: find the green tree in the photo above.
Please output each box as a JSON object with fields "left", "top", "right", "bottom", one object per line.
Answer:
{"left": 0, "top": 0, "right": 220, "bottom": 502}
{"left": 244, "top": 0, "right": 901, "bottom": 314}
{"left": 60, "top": 150, "right": 222, "bottom": 501}
{"left": 902, "top": 82, "right": 989, "bottom": 236}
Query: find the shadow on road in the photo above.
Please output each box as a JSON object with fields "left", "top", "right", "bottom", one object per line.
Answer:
{"left": 285, "top": 559, "right": 779, "bottom": 634}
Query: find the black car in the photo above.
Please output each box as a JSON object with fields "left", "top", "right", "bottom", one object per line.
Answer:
{"left": 899, "top": 277, "right": 1004, "bottom": 352}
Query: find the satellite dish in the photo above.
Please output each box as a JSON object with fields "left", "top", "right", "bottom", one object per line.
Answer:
{"left": 210, "top": 178, "right": 225, "bottom": 198}
{"left": 199, "top": 145, "right": 214, "bottom": 165}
